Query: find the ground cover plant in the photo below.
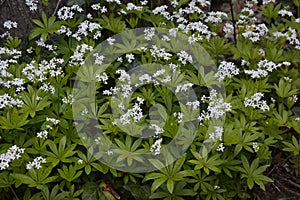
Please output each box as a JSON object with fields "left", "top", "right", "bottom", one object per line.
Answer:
{"left": 0, "top": 0, "right": 300, "bottom": 199}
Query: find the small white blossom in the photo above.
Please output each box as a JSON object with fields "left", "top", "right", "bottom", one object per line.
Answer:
{"left": 209, "top": 126, "right": 223, "bottom": 141}
{"left": 3, "top": 20, "right": 18, "bottom": 30}
{"left": 186, "top": 100, "right": 200, "bottom": 110}
{"left": 93, "top": 53, "right": 105, "bottom": 65}
{"left": 126, "top": 3, "right": 143, "bottom": 11}
{"left": 252, "top": 142, "right": 260, "bottom": 152}
{"left": 57, "top": 5, "right": 83, "bottom": 20}
{"left": 120, "top": 103, "right": 143, "bottom": 124}
{"left": 126, "top": 53, "right": 135, "bottom": 63}
{"left": 107, "top": 37, "right": 115, "bottom": 45}
{"left": 278, "top": 10, "right": 293, "bottom": 17}
{"left": 198, "top": 90, "right": 231, "bottom": 122}
{"left": 215, "top": 61, "right": 239, "bottom": 82}
{"left": 144, "top": 28, "right": 155, "bottom": 40}
{"left": 177, "top": 51, "right": 193, "bottom": 65}
{"left": 106, "top": 150, "right": 114, "bottom": 156}
{"left": 46, "top": 117, "right": 60, "bottom": 125}
{"left": 242, "top": 24, "right": 268, "bottom": 42}
{"left": 150, "top": 138, "right": 163, "bottom": 155}
{"left": 205, "top": 11, "right": 227, "bottom": 23}
{"left": 96, "top": 72, "right": 108, "bottom": 84}
{"left": 26, "top": 156, "right": 46, "bottom": 170}
{"left": 244, "top": 93, "right": 270, "bottom": 111}
{"left": 216, "top": 143, "right": 225, "bottom": 152}
{"left": 150, "top": 124, "right": 164, "bottom": 137}
{"left": 62, "top": 94, "right": 74, "bottom": 104}
{"left": 36, "top": 130, "right": 48, "bottom": 140}
{"left": 289, "top": 95, "right": 298, "bottom": 103}
{"left": 0, "top": 145, "right": 25, "bottom": 170}
{"left": 263, "top": 0, "right": 275, "bottom": 4}
{"left": 81, "top": 108, "right": 88, "bottom": 115}
{"left": 25, "top": 0, "right": 38, "bottom": 11}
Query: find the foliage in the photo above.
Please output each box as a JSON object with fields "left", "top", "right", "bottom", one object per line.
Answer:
{"left": 0, "top": 0, "right": 300, "bottom": 199}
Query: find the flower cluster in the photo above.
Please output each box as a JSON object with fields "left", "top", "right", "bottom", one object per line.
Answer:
{"left": 244, "top": 60, "right": 291, "bottom": 78}
{"left": 0, "top": 145, "right": 25, "bottom": 170}
{"left": 119, "top": 100, "right": 144, "bottom": 125}
{"left": 215, "top": 61, "right": 239, "bottom": 82}
{"left": 26, "top": 156, "right": 47, "bottom": 170}
{"left": 244, "top": 93, "right": 270, "bottom": 111}
{"left": 150, "top": 124, "right": 164, "bottom": 137}
{"left": 150, "top": 138, "right": 163, "bottom": 155}
{"left": 3, "top": 20, "right": 18, "bottom": 30}
{"left": 70, "top": 44, "right": 94, "bottom": 66}
{"left": 208, "top": 126, "right": 225, "bottom": 152}
{"left": 0, "top": 94, "right": 23, "bottom": 109}
{"left": 57, "top": 5, "right": 83, "bottom": 20}
{"left": 242, "top": 24, "right": 268, "bottom": 42}
{"left": 25, "top": 0, "right": 38, "bottom": 11}
{"left": 198, "top": 89, "right": 232, "bottom": 123}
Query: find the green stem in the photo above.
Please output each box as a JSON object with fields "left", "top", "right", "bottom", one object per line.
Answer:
{"left": 10, "top": 186, "right": 19, "bottom": 200}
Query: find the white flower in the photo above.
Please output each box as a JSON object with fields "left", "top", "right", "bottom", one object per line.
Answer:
{"left": 199, "top": 89, "right": 231, "bottom": 122}
{"left": 46, "top": 117, "right": 60, "bottom": 125}
{"left": 70, "top": 44, "right": 93, "bottom": 66}
{"left": 289, "top": 95, "right": 298, "bottom": 103}
{"left": 223, "top": 23, "right": 234, "bottom": 37}
{"left": 205, "top": 11, "right": 227, "bottom": 23}
{"left": 105, "top": 0, "right": 121, "bottom": 4}
{"left": 116, "top": 69, "right": 131, "bottom": 82}
{"left": 150, "top": 46, "right": 172, "bottom": 60}
{"left": 107, "top": 37, "right": 115, "bottom": 45}
{"left": 216, "top": 143, "right": 225, "bottom": 152}
{"left": 126, "top": 53, "right": 135, "bottom": 63}
{"left": 153, "top": 5, "right": 171, "bottom": 19}
{"left": 244, "top": 59, "right": 290, "bottom": 78}
{"left": 263, "top": 0, "right": 275, "bottom": 5}
{"left": 214, "top": 185, "right": 221, "bottom": 190}
{"left": 0, "top": 145, "right": 25, "bottom": 170}
{"left": 3, "top": 20, "right": 18, "bottom": 29}
{"left": 177, "top": 50, "right": 193, "bottom": 65}
{"left": 26, "top": 156, "right": 46, "bottom": 170}
{"left": 244, "top": 93, "right": 270, "bottom": 111}
{"left": 81, "top": 108, "right": 88, "bottom": 115}
{"left": 140, "top": 0, "right": 148, "bottom": 5}
{"left": 186, "top": 100, "right": 200, "bottom": 110}
{"left": 209, "top": 126, "right": 223, "bottom": 141}
{"left": 126, "top": 3, "right": 143, "bottom": 11}
{"left": 150, "top": 124, "right": 164, "bottom": 137}
{"left": 252, "top": 142, "right": 260, "bottom": 152}
{"left": 120, "top": 103, "right": 143, "bottom": 124}
{"left": 91, "top": 3, "right": 101, "bottom": 10}
{"left": 96, "top": 72, "right": 108, "bottom": 84}
{"left": 106, "top": 150, "right": 114, "bottom": 156}
{"left": 36, "top": 130, "right": 48, "bottom": 140}
{"left": 278, "top": 10, "right": 293, "bottom": 17}
{"left": 150, "top": 138, "right": 163, "bottom": 155}
{"left": 215, "top": 61, "right": 239, "bottom": 82}
{"left": 242, "top": 24, "right": 268, "bottom": 42}
{"left": 25, "top": 0, "right": 38, "bottom": 11}
{"left": 175, "top": 83, "right": 193, "bottom": 94}
{"left": 144, "top": 28, "right": 155, "bottom": 40}
{"left": 62, "top": 94, "right": 74, "bottom": 104}
{"left": 93, "top": 53, "right": 105, "bottom": 65}
{"left": 0, "top": 94, "right": 23, "bottom": 109}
